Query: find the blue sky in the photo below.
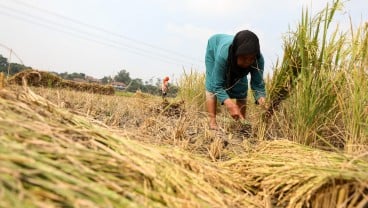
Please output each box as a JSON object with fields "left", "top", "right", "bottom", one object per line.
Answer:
{"left": 0, "top": 0, "right": 367, "bottom": 82}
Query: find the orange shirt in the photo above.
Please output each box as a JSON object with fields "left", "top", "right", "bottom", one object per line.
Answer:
{"left": 162, "top": 80, "right": 169, "bottom": 92}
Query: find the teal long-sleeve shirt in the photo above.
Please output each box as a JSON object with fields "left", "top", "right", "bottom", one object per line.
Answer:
{"left": 205, "top": 34, "right": 266, "bottom": 104}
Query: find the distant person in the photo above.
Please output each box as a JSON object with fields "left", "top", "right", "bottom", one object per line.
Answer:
{"left": 161, "top": 76, "right": 169, "bottom": 98}
{"left": 205, "top": 30, "right": 266, "bottom": 130}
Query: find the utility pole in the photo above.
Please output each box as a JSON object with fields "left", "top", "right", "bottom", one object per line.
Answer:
{"left": 7, "top": 49, "right": 12, "bottom": 77}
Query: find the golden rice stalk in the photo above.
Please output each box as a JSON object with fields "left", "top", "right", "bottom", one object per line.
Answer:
{"left": 263, "top": 0, "right": 341, "bottom": 121}
{"left": 177, "top": 69, "right": 206, "bottom": 110}
{"left": 223, "top": 140, "right": 368, "bottom": 208}
{"left": 7, "top": 69, "right": 114, "bottom": 95}
{"left": 0, "top": 72, "right": 4, "bottom": 89}
{"left": 0, "top": 86, "right": 260, "bottom": 208}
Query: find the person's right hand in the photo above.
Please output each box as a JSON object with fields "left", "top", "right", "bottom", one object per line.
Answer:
{"left": 224, "top": 99, "right": 244, "bottom": 120}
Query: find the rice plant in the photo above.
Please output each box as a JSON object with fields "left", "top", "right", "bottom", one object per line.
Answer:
{"left": 177, "top": 68, "right": 206, "bottom": 110}
{"left": 0, "top": 72, "right": 4, "bottom": 89}
{"left": 264, "top": 0, "right": 368, "bottom": 151}
{"left": 335, "top": 22, "right": 368, "bottom": 153}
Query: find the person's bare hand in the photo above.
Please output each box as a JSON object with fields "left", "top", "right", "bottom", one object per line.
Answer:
{"left": 257, "top": 97, "right": 266, "bottom": 107}
{"left": 224, "top": 99, "right": 244, "bottom": 120}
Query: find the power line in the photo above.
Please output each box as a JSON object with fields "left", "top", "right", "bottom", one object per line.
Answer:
{"left": 0, "top": 4, "right": 202, "bottom": 69}
{"left": 8, "top": 0, "right": 204, "bottom": 64}
{"left": 0, "top": 4, "right": 201, "bottom": 65}
{"left": 0, "top": 8, "right": 195, "bottom": 68}
{"left": 0, "top": 43, "right": 24, "bottom": 65}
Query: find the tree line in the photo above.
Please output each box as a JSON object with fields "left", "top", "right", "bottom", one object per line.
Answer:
{"left": 0, "top": 54, "right": 178, "bottom": 97}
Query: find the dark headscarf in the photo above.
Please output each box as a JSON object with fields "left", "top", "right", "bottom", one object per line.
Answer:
{"left": 226, "top": 30, "right": 260, "bottom": 88}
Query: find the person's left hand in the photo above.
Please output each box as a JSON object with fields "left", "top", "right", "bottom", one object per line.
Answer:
{"left": 257, "top": 97, "right": 266, "bottom": 106}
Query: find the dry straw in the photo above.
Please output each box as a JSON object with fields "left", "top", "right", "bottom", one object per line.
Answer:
{"left": 8, "top": 69, "right": 115, "bottom": 95}
{"left": 0, "top": 72, "right": 4, "bottom": 89}
{"left": 0, "top": 86, "right": 260, "bottom": 208}
{"left": 223, "top": 140, "right": 368, "bottom": 208}
{"left": 2, "top": 71, "right": 368, "bottom": 208}
{"left": 177, "top": 69, "right": 206, "bottom": 111}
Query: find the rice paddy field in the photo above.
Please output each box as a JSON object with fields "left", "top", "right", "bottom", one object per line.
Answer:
{"left": 1, "top": 1, "right": 368, "bottom": 207}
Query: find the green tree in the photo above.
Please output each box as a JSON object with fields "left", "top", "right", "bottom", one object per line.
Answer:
{"left": 126, "top": 78, "right": 143, "bottom": 92}
{"left": 57, "top": 72, "right": 86, "bottom": 80}
{"left": 69, "top": 72, "right": 85, "bottom": 80}
{"left": 155, "top": 78, "right": 162, "bottom": 88}
{"left": 0, "top": 55, "right": 28, "bottom": 76}
{"left": 0, "top": 55, "right": 7, "bottom": 72}
{"left": 8, "top": 63, "right": 27, "bottom": 75}
{"left": 167, "top": 84, "right": 178, "bottom": 97}
{"left": 114, "top": 69, "right": 131, "bottom": 84}
{"left": 142, "top": 84, "right": 160, "bottom": 95}
{"left": 101, "top": 76, "right": 113, "bottom": 84}
{"left": 58, "top": 72, "right": 68, "bottom": 79}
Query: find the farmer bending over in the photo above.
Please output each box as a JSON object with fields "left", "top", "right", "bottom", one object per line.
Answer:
{"left": 205, "top": 30, "right": 266, "bottom": 130}
{"left": 161, "top": 76, "right": 169, "bottom": 98}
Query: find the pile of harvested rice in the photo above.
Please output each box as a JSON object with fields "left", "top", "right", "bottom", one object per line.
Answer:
{"left": 1, "top": 76, "right": 367, "bottom": 208}
{"left": 224, "top": 140, "right": 368, "bottom": 208}
{"left": 0, "top": 86, "right": 258, "bottom": 208}
{"left": 7, "top": 69, "right": 115, "bottom": 95}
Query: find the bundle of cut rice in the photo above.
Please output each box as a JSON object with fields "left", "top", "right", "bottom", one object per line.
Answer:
{"left": 0, "top": 86, "right": 259, "bottom": 208}
{"left": 224, "top": 140, "right": 368, "bottom": 208}
{"left": 8, "top": 69, "right": 114, "bottom": 95}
